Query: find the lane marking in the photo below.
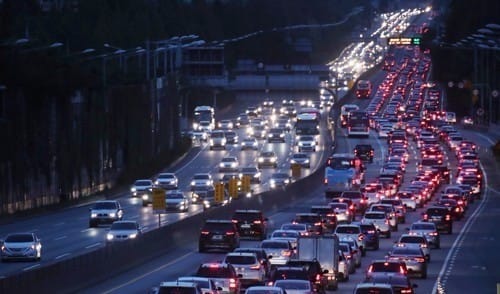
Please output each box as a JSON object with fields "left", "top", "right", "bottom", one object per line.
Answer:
{"left": 102, "top": 252, "right": 193, "bottom": 294}
{"left": 54, "top": 236, "right": 67, "bottom": 241}
{"left": 85, "top": 242, "right": 101, "bottom": 249}
{"left": 80, "top": 228, "right": 92, "bottom": 233}
{"left": 55, "top": 253, "right": 71, "bottom": 260}
{"left": 23, "top": 264, "right": 41, "bottom": 271}
{"left": 433, "top": 160, "right": 490, "bottom": 293}
{"left": 53, "top": 222, "right": 65, "bottom": 226}
{"left": 474, "top": 132, "right": 495, "bottom": 145}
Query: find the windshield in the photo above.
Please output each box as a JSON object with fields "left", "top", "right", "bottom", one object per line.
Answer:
{"left": 225, "top": 255, "right": 257, "bottom": 265}
{"left": 5, "top": 234, "right": 34, "bottom": 242}
{"left": 158, "top": 174, "right": 175, "bottom": 179}
{"left": 134, "top": 180, "right": 151, "bottom": 186}
{"left": 193, "top": 175, "right": 209, "bottom": 180}
{"left": 261, "top": 241, "right": 289, "bottom": 249}
{"left": 166, "top": 193, "right": 184, "bottom": 199}
{"left": 93, "top": 202, "right": 117, "bottom": 209}
{"left": 111, "top": 222, "right": 137, "bottom": 230}
{"left": 272, "top": 231, "right": 299, "bottom": 238}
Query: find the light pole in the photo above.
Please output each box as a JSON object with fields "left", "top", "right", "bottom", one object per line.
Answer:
{"left": 213, "top": 89, "right": 219, "bottom": 109}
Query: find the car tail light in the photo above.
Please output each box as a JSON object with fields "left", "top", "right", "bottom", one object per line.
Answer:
{"left": 358, "top": 234, "right": 364, "bottom": 241}
{"left": 231, "top": 219, "right": 238, "bottom": 223}
{"left": 323, "top": 178, "right": 328, "bottom": 185}
{"left": 281, "top": 250, "right": 291, "bottom": 257}
{"left": 367, "top": 230, "right": 375, "bottom": 234}
{"left": 445, "top": 215, "right": 451, "bottom": 221}
{"left": 267, "top": 281, "right": 274, "bottom": 286}
{"left": 226, "top": 231, "right": 235, "bottom": 236}
{"left": 229, "top": 278, "right": 237, "bottom": 289}
{"left": 401, "top": 289, "right": 413, "bottom": 294}
{"left": 314, "top": 222, "right": 322, "bottom": 226}
{"left": 253, "top": 220, "right": 262, "bottom": 224}
{"left": 315, "top": 274, "right": 321, "bottom": 281}
{"left": 423, "top": 214, "right": 428, "bottom": 220}
{"left": 457, "top": 200, "right": 463, "bottom": 206}
{"left": 421, "top": 243, "right": 427, "bottom": 248}
{"left": 429, "top": 232, "right": 438, "bottom": 236}
{"left": 385, "top": 219, "right": 389, "bottom": 224}
{"left": 414, "top": 257, "right": 425, "bottom": 263}
{"left": 250, "top": 264, "right": 261, "bottom": 270}
{"left": 201, "top": 231, "right": 210, "bottom": 235}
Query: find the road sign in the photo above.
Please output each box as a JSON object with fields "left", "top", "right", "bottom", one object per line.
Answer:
{"left": 152, "top": 188, "right": 166, "bottom": 214}
{"left": 291, "top": 163, "right": 301, "bottom": 178}
{"left": 241, "top": 175, "right": 251, "bottom": 193}
{"left": 477, "top": 108, "right": 485, "bottom": 116}
{"left": 228, "top": 178, "right": 239, "bottom": 199}
{"left": 387, "top": 36, "right": 421, "bottom": 45}
{"left": 214, "top": 182, "right": 225, "bottom": 203}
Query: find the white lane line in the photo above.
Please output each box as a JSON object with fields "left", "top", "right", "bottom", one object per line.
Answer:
{"left": 102, "top": 252, "right": 193, "bottom": 294}
{"left": 53, "top": 222, "right": 65, "bottom": 226}
{"left": 129, "top": 215, "right": 139, "bottom": 219}
{"left": 23, "top": 264, "right": 41, "bottom": 271}
{"left": 432, "top": 160, "right": 490, "bottom": 293}
{"left": 474, "top": 132, "right": 495, "bottom": 145}
{"left": 55, "top": 253, "right": 71, "bottom": 260}
{"left": 173, "top": 145, "right": 207, "bottom": 174}
{"left": 85, "top": 242, "right": 101, "bottom": 249}
{"left": 80, "top": 228, "right": 92, "bottom": 233}
{"left": 54, "top": 236, "right": 67, "bottom": 241}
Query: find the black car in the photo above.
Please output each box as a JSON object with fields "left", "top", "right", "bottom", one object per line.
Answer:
{"left": 266, "top": 266, "right": 310, "bottom": 286}
{"left": 357, "top": 222, "right": 380, "bottom": 250}
{"left": 199, "top": 220, "right": 240, "bottom": 252}
{"left": 286, "top": 259, "right": 332, "bottom": 291}
{"left": 231, "top": 210, "right": 268, "bottom": 240}
{"left": 423, "top": 206, "right": 453, "bottom": 234}
{"left": 363, "top": 273, "right": 418, "bottom": 294}
{"left": 354, "top": 144, "right": 374, "bottom": 163}
{"left": 293, "top": 213, "right": 324, "bottom": 235}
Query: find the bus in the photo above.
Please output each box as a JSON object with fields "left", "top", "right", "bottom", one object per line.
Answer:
{"left": 295, "top": 112, "right": 320, "bottom": 136}
{"left": 193, "top": 106, "right": 215, "bottom": 131}
{"left": 347, "top": 111, "right": 370, "bottom": 137}
{"left": 340, "top": 104, "right": 359, "bottom": 127}
{"left": 324, "top": 153, "right": 365, "bottom": 198}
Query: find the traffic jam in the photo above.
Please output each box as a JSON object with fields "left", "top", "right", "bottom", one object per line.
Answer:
{"left": 148, "top": 43, "right": 484, "bottom": 294}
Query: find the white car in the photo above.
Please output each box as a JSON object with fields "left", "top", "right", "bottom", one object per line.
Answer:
{"left": 106, "top": 220, "right": 142, "bottom": 242}
{"left": 337, "top": 250, "right": 350, "bottom": 282}
{"left": 241, "top": 137, "right": 259, "bottom": 150}
{"left": 367, "top": 203, "right": 398, "bottom": 231}
{"left": 361, "top": 211, "right": 391, "bottom": 238}
{"left": 339, "top": 237, "right": 362, "bottom": 268}
{"left": 270, "top": 229, "right": 300, "bottom": 249}
{"left": 273, "top": 279, "right": 315, "bottom": 294}
{"left": 296, "top": 135, "right": 317, "bottom": 152}
{"left": 177, "top": 276, "right": 222, "bottom": 294}
{"left": 0, "top": 233, "right": 42, "bottom": 262}
{"left": 290, "top": 153, "right": 311, "bottom": 168}
{"left": 89, "top": 200, "right": 124, "bottom": 227}
{"left": 130, "top": 179, "right": 153, "bottom": 197}
{"left": 224, "top": 252, "right": 266, "bottom": 285}
{"left": 328, "top": 202, "right": 352, "bottom": 223}
{"left": 334, "top": 224, "right": 365, "bottom": 254}
{"left": 219, "top": 156, "right": 239, "bottom": 172}
{"left": 165, "top": 190, "right": 189, "bottom": 212}
{"left": 218, "top": 119, "right": 234, "bottom": 129}
{"left": 378, "top": 125, "right": 392, "bottom": 138}
{"left": 154, "top": 173, "right": 178, "bottom": 190}
{"left": 397, "top": 233, "right": 431, "bottom": 261}
{"left": 260, "top": 239, "right": 295, "bottom": 265}
{"left": 190, "top": 173, "right": 213, "bottom": 191}
{"left": 280, "top": 223, "right": 310, "bottom": 236}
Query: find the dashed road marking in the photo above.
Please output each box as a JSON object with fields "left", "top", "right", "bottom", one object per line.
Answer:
{"left": 85, "top": 242, "right": 101, "bottom": 249}
{"left": 54, "top": 236, "right": 67, "bottom": 241}
{"left": 23, "top": 264, "right": 41, "bottom": 271}
{"left": 55, "top": 253, "right": 71, "bottom": 260}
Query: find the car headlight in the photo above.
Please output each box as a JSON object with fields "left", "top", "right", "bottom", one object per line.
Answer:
{"left": 304, "top": 159, "right": 310, "bottom": 163}
{"left": 210, "top": 139, "right": 214, "bottom": 145}
{"left": 109, "top": 212, "right": 117, "bottom": 218}
{"left": 258, "top": 158, "right": 264, "bottom": 162}
{"left": 106, "top": 234, "right": 114, "bottom": 241}
{"left": 206, "top": 181, "right": 212, "bottom": 186}
{"left": 231, "top": 162, "right": 237, "bottom": 167}
{"left": 219, "top": 163, "right": 225, "bottom": 167}
{"left": 280, "top": 133, "right": 284, "bottom": 137}
{"left": 253, "top": 141, "right": 258, "bottom": 146}
{"left": 131, "top": 187, "right": 137, "bottom": 192}
{"left": 154, "top": 180, "right": 160, "bottom": 185}
{"left": 142, "top": 194, "right": 149, "bottom": 200}
{"left": 254, "top": 173, "right": 261, "bottom": 178}
{"left": 271, "top": 158, "right": 277, "bottom": 162}
{"left": 191, "top": 181, "right": 196, "bottom": 186}
{"left": 129, "top": 233, "right": 137, "bottom": 239}
{"left": 291, "top": 159, "right": 297, "bottom": 164}
{"left": 284, "top": 179, "right": 290, "bottom": 184}
{"left": 91, "top": 213, "right": 97, "bottom": 218}
{"left": 270, "top": 179, "right": 276, "bottom": 185}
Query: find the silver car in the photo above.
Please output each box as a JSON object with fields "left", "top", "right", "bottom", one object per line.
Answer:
{"left": 224, "top": 252, "right": 266, "bottom": 285}
{"left": 339, "top": 237, "right": 362, "bottom": 268}
{"left": 0, "top": 232, "right": 42, "bottom": 262}
{"left": 106, "top": 220, "right": 142, "bottom": 242}
{"left": 361, "top": 211, "right": 391, "bottom": 238}
{"left": 290, "top": 153, "right": 311, "bottom": 168}
{"left": 245, "top": 286, "right": 286, "bottom": 294}
{"left": 408, "top": 221, "right": 441, "bottom": 249}
{"left": 177, "top": 276, "right": 222, "bottom": 294}
{"left": 190, "top": 173, "right": 214, "bottom": 191}
{"left": 270, "top": 229, "right": 299, "bottom": 249}
{"left": 273, "top": 279, "right": 315, "bottom": 294}
{"left": 219, "top": 156, "right": 239, "bottom": 173}
{"left": 130, "top": 179, "right": 153, "bottom": 197}
{"left": 165, "top": 190, "right": 190, "bottom": 212}
{"left": 334, "top": 224, "right": 366, "bottom": 255}
{"left": 387, "top": 245, "right": 427, "bottom": 279}
{"left": 269, "top": 172, "right": 291, "bottom": 189}
{"left": 241, "top": 137, "right": 259, "bottom": 150}
{"left": 328, "top": 202, "right": 352, "bottom": 223}
{"left": 397, "top": 234, "right": 431, "bottom": 261}
{"left": 155, "top": 173, "right": 178, "bottom": 190}
{"left": 89, "top": 200, "right": 124, "bottom": 227}
{"left": 260, "top": 239, "right": 295, "bottom": 266}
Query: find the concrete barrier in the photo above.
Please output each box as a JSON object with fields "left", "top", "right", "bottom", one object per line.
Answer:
{"left": 0, "top": 163, "right": 326, "bottom": 294}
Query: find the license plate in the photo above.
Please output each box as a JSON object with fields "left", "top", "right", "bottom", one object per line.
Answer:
{"left": 212, "top": 235, "right": 223, "bottom": 240}
{"left": 241, "top": 224, "right": 251, "bottom": 228}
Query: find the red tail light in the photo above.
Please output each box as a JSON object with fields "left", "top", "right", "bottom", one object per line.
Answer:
{"left": 253, "top": 220, "right": 262, "bottom": 224}
{"left": 414, "top": 257, "right": 425, "bottom": 263}
{"left": 229, "top": 278, "right": 237, "bottom": 288}
{"left": 315, "top": 274, "right": 321, "bottom": 281}
{"left": 358, "top": 234, "right": 364, "bottom": 241}
{"left": 201, "top": 231, "right": 210, "bottom": 235}
{"left": 429, "top": 232, "right": 438, "bottom": 236}
{"left": 423, "top": 214, "right": 428, "bottom": 220}
{"left": 367, "top": 265, "right": 373, "bottom": 273}
{"left": 445, "top": 215, "right": 451, "bottom": 221}
{"left": 401, "top": 289, "right": 413, "bottom": 294}
{"left": 250, "top": 264, "right": 261, "bottom": 270}
{"left": 281, "top": 250, "right": 291, "bottom": 257}
{"left": 226, "top": 231, "right": 235, "bottom": 236}
{"left": 231, "top": 219, "right": 238, "bottom": 223}
{"left": 314, "top": 222, "right": 322, "bottom": 226}
{"left": 400, "top": 266, "right": 406, "bottom": 275}
{"left": 323, "top": 178, "right": 328, "bottom": 185}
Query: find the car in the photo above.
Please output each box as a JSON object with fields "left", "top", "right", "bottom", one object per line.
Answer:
{"left": 224, "top": 252, "right": 267, "bottom": 286}
{"left": 366, "top": 260, "right": 408, "bottom": 278}
{"left": 293, "top": 213, "right": 324, "bottom": 235}
{"left": 225, "top": 130, "right": 239, "bottom": 145}
{"left": 245, "top": 286, "right": 286, "bottom": 294}
{"left": 387, "top": 245, "right": 428, "bottom": 279}
{"left": 422, "top": 206, "right": 453, "bottom": 234}
{"left": 151, "top": 281, "right": 203, "bottom": 294}
{"left": 154, "top": 173, "right": 178, "bottom": 190}
{"left": 357, "top": 222, "right": 380, "bottom": 250}
{"left": 280, "top": 223, "right": 310, "bottom": 236}
{"left": 328, "top": 202, "right": 353, "bottom": 223}
{"left": 380, "top": 199, "right": 406, "bottom": 224}
{"left": 361, "top": 211, "right": 391, "bottom": 238}
{"left": 130, "top": 179, "right": 153, "bottom": 198}
{"left": 354, "top": 283, "right": 394, "bottom": 294}
{"left": 396, "top": 234, "right": 431, "bottom": 261}
{"left": 340, "top": 191, "right": 367, "bottom": 214}
{"left": 260, "top": 239, "right": 295, "bottom": 266}
{"left": 239, "top": 166, "right": 262, "bottom": 184}
{"left": 231, "top": 210, "right": 268, "bottom": 240}
{"left": 218, "top": 119, "right": 234, "bottom": 129}
{"left": 236, "top": 114, "right": 251, "bottom": 128}
{"left": 249, "top": 125, "right": 267, "bottom": 140}
{"left": 270, "top": 172, "right": 291, "bottom": 189}
{"left": 310, "top": 205, "right": 338, "bottom": 233}
{"left": 199, "top": 220, "right": 240, "bottom": 252}
{"left": 267, "top": 128, "right": 286, "bottom": 143}
{"left": 219, "top": 156, "right": 240, "bottom": 173}
{"left": 0, "top": 232, "right": 42, "bottom": 262}
{"left": 339, "top": 237, "right": 362, "bottom": 268}
{"left": 165, "top": 190, "right": 190, "bottom": 212}
{"left": 338, "top": 243, "right": 356, "bottom": 275}
{"left": 257, "top": 151, "right": 278, "bottom": 168}
{"left": 234, "top": 247, "right": 273, "bottom": 278}
{"left": 176, "top": 276, "right": 223, "bottom": 294}
{"left": 408, "top": 221, "right": 441, "bottom": 249}
{"left": 363, "top": 273, "right": 418, "bottom": 294}
{"left": 273, "top": 279, "right": 316, "bottom": 294}
{"left": 106, "top": 220, "right": 142, "bottom": 242}
{"left": 290, "top": 153, "right": 311, "bottom": 168}
{"left": 266, "top": 266, "right": 309, "bottom": 286}
{"left": 354, "top": 144, "right": 374, "bottom": 163}
{"left": 361, "top": 183, "right": 384, "bottom": 206}
{"left": 367, "top": 204, "right": 398, "bottom": 231}
{"left": 89, "top": 200, "right": 124, "bottom": 227}
{"left": 270, "top": 230, "right": 300, "bottom": 249}
{"left": 296, "top": 135, "right": 317, "bottom": 152}
{"left": 286, "top": 259, "right": 332, "bottom": 291}
{"left": 241, "top": 137, "right": 259, "bottom": 150}
{"left": 334, "top": 224, "right": 365, "bottom": 256}
{"left": 190, "top": 173, "right": 214, "bottom": 191}
{"left": 195, "top": 262, "right": 242, "bottom": 294}
{"left": 396, "top": 190, "right": 417, "bottom": 211}
{"left": 210, "top": 130, "right": 227, "bottom": 150}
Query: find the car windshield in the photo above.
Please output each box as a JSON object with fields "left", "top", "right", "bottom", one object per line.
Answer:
{"left": 158, "top": 287, "right": 198, "bottom": 294}
{"left": 93, "top": 202, "right": 117, "bottom": 209}
{"left": 222, "top": 158, "right": 236, "bottom": 163}
{"left": 166, "top": 193, "right": 184, "bottom": 199}
{"left": 241, "top": 167, "right": 258, "bottom": 173}
{"left": 193, "top": 175, "right": 209, "bottom": 180}
{"left": 5, "top": 234, "right": 34, "bottom": 242}
{"left": 295, "top": 215, "right": 320, "bottom": 223}
{"left": 225, "top": 255, "right": 257, "bottom": 265}
{"left": 336, "top": 226, "right": 360, "bottom": 234}
{"left": 272, "top": 174, "right": 288, "bottom": 179}
{"left": 158, "top": 174, "right": 175, "bottom": 179}
{"left": 364, "top": 213, "right": 386, "bottom": 219}
{"left": 261, "top": 152, "right": 275, "bottom": 157}
{"left": 110, "top": 222, "right": 137, "bottom": 230}
{"left": 293, "top": 154, "right": 308, "bottom": 159}
{"left": 274, "top": 280, "right": 310, "bottom": 290}
{"left": 134, "top": 180, "right": 151, "bottom": 186}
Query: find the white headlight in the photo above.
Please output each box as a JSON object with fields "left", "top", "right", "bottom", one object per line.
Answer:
{"left": 107, "top": 234, "right": 113, "bottom": 241}
{"left": 109, "top": 212, "right": 116, "bottom": 218}
{"left": 129, "top": 234, "right": 137, "bottom": 239}
{"left": 142, "top": 195, "right": 149, "bottom": 200}
{"left": 191, "top": 181, "right": 196, "bottom": 186}
{"left": 131, "top": 187, "right": 136, "bottom": 192}
{"left": 91, "top": 213, "right": 97, "bottom": 218}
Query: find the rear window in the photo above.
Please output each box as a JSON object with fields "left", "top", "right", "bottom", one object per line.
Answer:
{"left": 336, "top": 226, "right": 360, "bottom": 234}
{"left": 233, "top": 212, "right": 260, "bottom": 221}
{"left": 411, "top": 224, "right": 435, "bottom": 230}
{"left": 354, "top": 287, "right": 392, "bottom": 294}
{"left": 225, "top": 255, "right": 257, "bottom": 265}
{"left": 261, "top": 241, "right": 289, "bottom": 249}
{"left": 203, "top": 223, "right": 234, "bottom": 231}
{"left": 158, "top": 286, "right": 198, "bottom": 294}
{"left": 364, "top": 213, "right": 386, "bottom": 219}
{"left": 342, "top": 192, "right": 362, "bottom": 199}
{"left": 295, "top": 215, "right": 321, "bottom": 223}
{"left": 370, "top": 262, "right": 402, "bottom": 272}
{"left": 400, "top": 236, "right": 425, "bottom": 244}
{"left": 426, "top": 208, "right": 447, "bottom": 215}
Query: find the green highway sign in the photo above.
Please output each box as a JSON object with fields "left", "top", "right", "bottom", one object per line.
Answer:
{"left": 387, "top": 37, "right": 422, "bottom": 45}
